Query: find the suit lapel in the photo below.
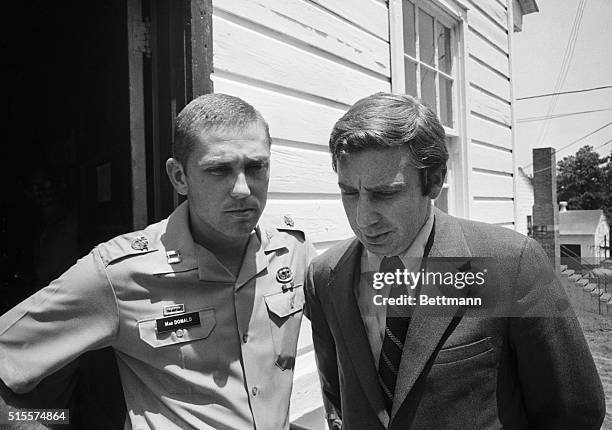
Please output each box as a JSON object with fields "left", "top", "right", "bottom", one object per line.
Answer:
{"left": 329, "top": 238, "right": 389, "bottom": 429}
{"left": 391, "top": 209, "right": 472, "bottom": 419}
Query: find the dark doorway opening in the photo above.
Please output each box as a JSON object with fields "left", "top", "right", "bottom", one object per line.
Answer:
{"left": 1, "top": 0, "right": 133, "bottom": 312}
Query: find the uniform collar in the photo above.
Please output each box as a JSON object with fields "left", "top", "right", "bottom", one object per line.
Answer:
{"left": 160, "top": 202, "right": 285, "bottom": 286}
{"left": 260, "top": 225, "right": 292, "bottom": 254}
{"left": 157, "top": 201, "right": 199, "bottom": 273}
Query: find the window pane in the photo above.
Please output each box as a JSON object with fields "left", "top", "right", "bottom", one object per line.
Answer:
{"left": 404, "top": 58, "right": 417, "bottom": 96}
{"left": 420, "top": 66, "right": 436, "bottom": 112}
{"left": 437, "top": 24, "right": 452, "bottom": 74}
{"left": 418, "top": 10, "right": 435, "bottom": 66}
{"left": 402, "top": 0, "right": 416, "bottom": 57}
{"left": 439, "top": 76, "right": 453, "bottom": 127}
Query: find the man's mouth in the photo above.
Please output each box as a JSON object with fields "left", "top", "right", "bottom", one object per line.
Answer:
{"left": 362, "top": 231, "right": 391, "bottom": 244}
{"left": 226, "top": 208, "right": 258, "bottom": 218}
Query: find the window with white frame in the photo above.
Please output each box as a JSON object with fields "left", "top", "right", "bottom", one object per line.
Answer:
{"left": 402, "top": 0, "right": 455, "bottom": 127}
{"left": 390, "top": 0, "right": 467, "bottom": 217}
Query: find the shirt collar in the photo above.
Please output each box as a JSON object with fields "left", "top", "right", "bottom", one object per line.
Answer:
{"left": 163, "top": 201, "right": 265, "bottom": 283}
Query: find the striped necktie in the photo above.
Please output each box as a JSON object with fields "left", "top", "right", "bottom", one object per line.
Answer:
{"left": 377, "top": 221, "right": 435, "bottom": 415}
{"left": 377, "top": 256, "right": 409, "bottom": 414}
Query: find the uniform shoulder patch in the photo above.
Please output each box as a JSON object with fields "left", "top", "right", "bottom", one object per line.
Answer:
{"left": 97, "top": 231, "right": 159, "bottom": 266}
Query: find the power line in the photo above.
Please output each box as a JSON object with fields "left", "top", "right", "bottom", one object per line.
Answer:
{"left": 534, "top": 0, "right": 587, "bottom": 148}
{"left": 594, "top": 138, "right": 612, "bottom": 151}
{"left": 522, "top": 120, "right": 612, "bottom": 171}
{"left": 516, "top": 85, "right": 612, "bottom": 101}
{"left": 517, "top": 107, "right": 612, "bottom": 123}
{"left": 555, "top": 120, "right": 612, "bottom": 154}
{"left": 529, "top": 137, "right": 612, "bottom": 176}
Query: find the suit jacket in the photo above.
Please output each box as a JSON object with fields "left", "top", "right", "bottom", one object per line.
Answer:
{"left": 305, "top": 209, "right": 605, "bottom": 429}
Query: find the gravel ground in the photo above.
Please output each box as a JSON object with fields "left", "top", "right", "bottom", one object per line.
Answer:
{"left": 577, "top": 311, "right": 612, "bottom": 429}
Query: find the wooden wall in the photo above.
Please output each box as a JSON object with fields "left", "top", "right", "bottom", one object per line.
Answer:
{"left": 465, "top": 0, "right": 516, "bottom": 226}
{"left": 211, "top": 0, "right": 522, "bottom": 240}
{"left": 211, "top": 0, "right": 391, "bottom": 251}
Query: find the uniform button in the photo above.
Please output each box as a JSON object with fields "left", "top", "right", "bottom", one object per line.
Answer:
{"left": 251, "top": 387, "right": 258, "bottom": 396}
{"left": 242, "top": 334, "right": 248, "bottom": 343}
{"left": 176, "top": 329, "right": 184, "bottom": 338}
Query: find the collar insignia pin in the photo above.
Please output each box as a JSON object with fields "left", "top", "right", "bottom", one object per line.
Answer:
{"left": 283, "top": 216, "right": 294, "bottom": 227}
{"left": 166, "top": 250, "right": 181, "bottom": 264}
{"left": 131, "top": 236, "right": 149, "bottom": 251}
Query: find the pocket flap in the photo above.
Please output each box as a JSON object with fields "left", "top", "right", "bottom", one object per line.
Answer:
{"left": 138, "top": 308, "right": 216, "bottom": 348}
{"left": 435, "top": 337, "right": 493, "bottom": 364}
{"left": 264, "top": 285, "right": 305, "bottom": 318}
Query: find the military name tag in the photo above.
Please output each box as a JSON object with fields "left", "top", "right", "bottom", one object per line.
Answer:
{"left": 156, "top": 311, "right": 200, "bottom": 333}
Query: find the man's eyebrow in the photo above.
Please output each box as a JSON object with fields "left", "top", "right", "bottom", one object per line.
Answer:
{"left": 338, "top": 182, "right": 356, "bottom": 190}
{"left": 245, "top": 156, "right": 269, "bottom": 164}
{"left": 198, "top": 159, "right": 232, "bottom": 168}
{"left": 364, "top": 183, "right": 405, "bottom": 192}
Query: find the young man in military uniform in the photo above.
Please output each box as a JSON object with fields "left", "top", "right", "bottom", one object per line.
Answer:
{"left": 0, "top": 94, "right": 314, "bottom": 429}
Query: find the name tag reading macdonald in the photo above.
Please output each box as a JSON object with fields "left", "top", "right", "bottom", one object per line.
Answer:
{"left": 156, "top": 311, "right": 201, "bottom": 333}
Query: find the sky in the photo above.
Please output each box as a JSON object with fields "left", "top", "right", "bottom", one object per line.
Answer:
{"left": 513, "top": 0, "right": 612, "bottom": 173}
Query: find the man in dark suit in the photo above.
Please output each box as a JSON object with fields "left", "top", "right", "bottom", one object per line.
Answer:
{"left": 305, "top": 92, "right": 605, "bottom": 429}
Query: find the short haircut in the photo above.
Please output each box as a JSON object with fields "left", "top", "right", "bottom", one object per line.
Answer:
{"left": 329, "top": 92, "right": 448, "bottom": 173}
{"left": 173, "top": 93, "right": 271, "bottom": 168}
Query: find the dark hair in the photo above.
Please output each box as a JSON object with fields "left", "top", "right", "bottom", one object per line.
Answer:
{"left": 173, "top": 93, "right": 271, "bottom": 168}
{"left": 329, "top": 92, "right": 448, "bottom": 174}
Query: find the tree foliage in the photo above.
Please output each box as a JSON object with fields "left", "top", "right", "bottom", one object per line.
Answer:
{"left": 557, "top": 145, "right": 612, "bottom": 225}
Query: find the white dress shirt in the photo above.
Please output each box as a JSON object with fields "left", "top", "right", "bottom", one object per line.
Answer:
{"left": 355, "top": 212, "right": 435, "bottom": 367}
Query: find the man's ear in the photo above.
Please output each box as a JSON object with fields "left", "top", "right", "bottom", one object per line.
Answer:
{"left": 165, "top": 158, "right": 189, "bottom": 196}
{"left": 420, "top": 167, "right": 446, "bottom": 199}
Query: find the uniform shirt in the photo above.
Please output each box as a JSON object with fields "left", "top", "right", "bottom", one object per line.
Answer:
{"left": 355, "top": 212, "right": 434, "bottom": 368}
{"left": 0, "top": 201, "right": 314, "bottom": 430}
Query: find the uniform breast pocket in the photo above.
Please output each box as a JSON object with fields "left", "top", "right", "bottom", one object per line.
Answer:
{"left": 137, "top": 307, "right": 217, "bottom": 348}
{"left": 136, "top": 308, "right": 217, "bottom": 393}
{"left": 264, "top": 285, "right": 305, "bottom": 370}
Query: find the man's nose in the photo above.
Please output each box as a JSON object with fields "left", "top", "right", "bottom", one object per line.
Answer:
{"left": 230, "top": 172, "right": 251, "bottom": 199}
{"left": 355, "top": 195, "right": 379, "bottom": 228}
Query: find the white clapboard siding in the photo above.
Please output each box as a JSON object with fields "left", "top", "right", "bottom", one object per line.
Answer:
{"left": 213, "top": 14, "right": 390, "bottom": 106}
{"left": 262, "top": 199, "right": 352, "bottom": 243}
{"left": 269, "top": 146, "right": 337, "bottom": 194}
{"left": 465, "top": 0, "right": 514, "bottom": 225}
{"left": 213, "top": 0, "right": 390, "bottom": 76}
{"left": 308, "top": 0, "right": 389, "bottom": 41}
{"left": 470, "top": 86, "right": 512, "bottom": 127}
{"left": 212, "top": 0, "right": 390, "bottom": 250}
{"left": 471, "top": 200, "right": 515, "bottom": 224}
{"left": 470, "top": 142, "right": 513, "bottom": 173}
{"left": 467, "top": 31, "right": 509, "bottom": 78}
{"left": 468, "top": 57, "right": 511, "bottom": 102}
{"left": 471, "top": 170, "right": 514, "bottom": 198}
{"left": 469, "top": 115, "right": 512, "bottom": 150}
{"left": 212, "top": 75, "right": 345, "bottom": 147}
{"left": 469, "top": 0, "right": 508, "bottom": 30}
{"left": 467, "top": 6, "right": 508, "bottom": 54}
{"left": 495, "top": 0, "right": 507, "bottom": 10}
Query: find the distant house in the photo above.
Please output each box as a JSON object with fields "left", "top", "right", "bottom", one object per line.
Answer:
{"left": 515, "top": 166, "right": 533, "bottom": 236}
{"left": 559, "top": 205, "right": 610, "bottom": 264}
